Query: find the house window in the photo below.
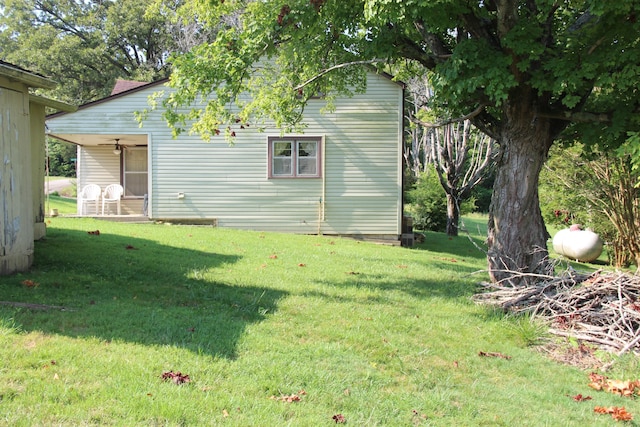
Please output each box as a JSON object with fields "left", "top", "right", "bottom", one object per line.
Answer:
{"left": 123, "top": 147, "right": 148, "bottom": 197}
{"left": 268, "top": 137, "right": 322, "bottom": 178}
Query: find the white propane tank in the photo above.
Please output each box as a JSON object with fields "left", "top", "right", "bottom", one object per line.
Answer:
{"left": 552, "top": 225, "right": 603, "bottom": 262}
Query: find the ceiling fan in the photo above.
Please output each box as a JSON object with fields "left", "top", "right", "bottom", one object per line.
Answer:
{"left": 97, "top": 138, "right": 127, "bottom": 155}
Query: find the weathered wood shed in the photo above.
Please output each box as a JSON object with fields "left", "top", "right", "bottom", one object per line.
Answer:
{"left": 0, "top": 61, "right": 75, "bottom": 275}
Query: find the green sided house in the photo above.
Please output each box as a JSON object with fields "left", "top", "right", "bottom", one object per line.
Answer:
{"left": 45, "top": 69, "right": 404, "bottom": 239}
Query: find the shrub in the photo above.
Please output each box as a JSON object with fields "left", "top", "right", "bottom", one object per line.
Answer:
{"left": 406, "top": 167, "right": 447, "bottom": 232}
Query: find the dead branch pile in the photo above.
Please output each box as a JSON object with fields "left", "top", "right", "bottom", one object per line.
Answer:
{"left": 473, "top": 270, "right": 640, "bottom": 355}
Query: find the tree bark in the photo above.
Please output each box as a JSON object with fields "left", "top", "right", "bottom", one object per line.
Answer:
{"left": 446, "top": 193, "right": 459, "bottom": 236}
{"left": 486, "top": 106, "right": 555, "bottom": 286}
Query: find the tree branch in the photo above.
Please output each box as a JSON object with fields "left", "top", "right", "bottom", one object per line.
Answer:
{"left": 538, "top": 110, "right": 611, "bottom": 123}
{"left": 411, "top": 103, "right": 488, "bottom": 128}
{"left": 292, "top": 60, "right": 387, "bottom": 91}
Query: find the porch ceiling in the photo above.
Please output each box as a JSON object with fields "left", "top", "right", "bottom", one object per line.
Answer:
{"left": 48, "top": 133, "right": 147, "bottom": 147}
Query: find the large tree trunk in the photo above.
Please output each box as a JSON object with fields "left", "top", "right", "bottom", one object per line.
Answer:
{"left": 446, "top": 193, "right": 459, "bottom": 236}
{"left": 486, "top": 108, "right": 555, "bottom": 286}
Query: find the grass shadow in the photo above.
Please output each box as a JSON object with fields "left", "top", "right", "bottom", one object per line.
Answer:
{"left": 413, "top": 232, "right": 488, "bottom": 260}
{"left": 0, "top": 225, "right": 287, "bottom": 359}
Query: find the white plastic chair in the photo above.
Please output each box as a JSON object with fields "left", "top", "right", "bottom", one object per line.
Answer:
{"left": 102, "top": 184, "right": 124, "bottom": 215}
{"left": 78, "top": 184, "right": 101, "bottom": 215}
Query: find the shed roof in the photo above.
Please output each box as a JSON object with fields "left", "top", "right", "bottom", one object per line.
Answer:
{"left": 0, "top": 60, "right": 56, "bottom": 89}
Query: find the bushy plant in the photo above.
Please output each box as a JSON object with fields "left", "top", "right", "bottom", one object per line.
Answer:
{"left": 406, "top": 167, "right": 448, "bottom": 232}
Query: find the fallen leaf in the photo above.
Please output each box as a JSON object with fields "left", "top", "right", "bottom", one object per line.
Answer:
{"left": 594, "top": 406, "right": 634, "bottom": 421}
{"left": 612, "top": 407, "right": 634, "bottom": 422}
{"left": 269, "top": 254, "right": 278, "bottom": 259}
{"left": 478, "top": 351, "right": 511, "bottom": 360}
{"left": 298, "top": 263, "right": 306, "bottom": 267}
{"left": 87, "top": 230, "right": 100, "bottom": 235}
{"left": 588, "top": 373, "right": 640, "bottom": 397}
{"left": 21, "top": 280, "right": 38, "bottom": 288}
{"left": 161, "top": 370, "right": 191, "bottom": 385}
{"left": 222, "top": 409, "right": 230, "bottom": 417}
{"left": 332, "top": 413, "right": 346, "bottom": 424}
{"left": 270, "top": 394, "right": 301, "bottom": 402}
{"left": 569, "top": 394, "right": 592, "bottom": 402}
{"left": 397, "top": 265, "right": 408, "bottom": 268}
{"left": 453, "top": 361, "right": 459, "bottom": 368}
{"left": 606, "top": 379, "right": 637, "bottom": 397}
{"left": 270, "top": 390, "right": 306, "bottom": 403}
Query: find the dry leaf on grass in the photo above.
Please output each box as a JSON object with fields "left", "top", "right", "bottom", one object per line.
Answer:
{"left": 21, "top": 280, "right": 38, "bottom": 288}
{"left": 332, "top": 413, "right": 346, "bottom": 423}
{"left": 588, "top": 372, "right": 640, "bottom": 397}
{"left": 568, "top": 394, "right": 592, "bottom": 402}
{"left": 270, "top": 390, "right": 306, "bottom": 402}
{"left": 594, "top": 406, "right": 633, "bottom": 421}
{"left": 478, "top": 351, "right": 512, "bottom": 360}
{"left": 161, "top": 371, "right": 191, "bottom": 385}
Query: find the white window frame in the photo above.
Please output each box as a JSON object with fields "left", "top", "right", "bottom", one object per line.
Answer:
{"left": 268, "top": 136, "right": 322, "bottom": 179}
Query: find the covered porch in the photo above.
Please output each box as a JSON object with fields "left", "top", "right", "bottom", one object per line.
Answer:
{"left": 46, "top": 132, "right": 150, "bottom": 218}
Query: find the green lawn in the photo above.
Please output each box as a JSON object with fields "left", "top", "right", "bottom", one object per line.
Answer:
{"left": 46, "top": 194, "right": 78, "bottom": 215}
{"left": 0, "top": 217, "right": 637, "bottom": 425}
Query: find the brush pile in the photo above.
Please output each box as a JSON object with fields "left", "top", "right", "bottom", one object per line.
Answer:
{"left": 473, "top": 270, "right": 640, "bottom": 355}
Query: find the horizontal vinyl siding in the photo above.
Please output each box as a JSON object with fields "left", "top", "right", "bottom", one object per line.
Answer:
{"left": 77, "top": 146, "right": 122, "bottom": 214}
{"left": 152, "top": 137, "right": 324, "bottom": 232}
{"left": 319, "top": 74, "right": 401, "bottom": 235}
{"left": 49, "top": 72, "right": 402, "bottom": 235}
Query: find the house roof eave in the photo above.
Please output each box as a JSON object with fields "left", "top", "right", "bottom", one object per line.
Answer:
{"left": 46, "top": 78, "right": 169, "bottom": 119}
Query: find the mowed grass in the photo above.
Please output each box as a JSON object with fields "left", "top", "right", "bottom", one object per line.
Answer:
{"left": 46, "top": 194, "right": 77, "bottom": 215}
{"left": 0, "top": 216, "right": 638, "bottom": 426}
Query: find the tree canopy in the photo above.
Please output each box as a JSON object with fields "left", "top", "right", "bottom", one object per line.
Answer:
{"left": 0, "top": 0, "right": 214, "bottom": 103}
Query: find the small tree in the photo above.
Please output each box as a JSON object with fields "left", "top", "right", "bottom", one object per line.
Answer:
{"left": 428, "top": 120, "right": 497, "bottom": 236}
{"left": 404, "top": 77, "right": 497, "bottom": 235}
